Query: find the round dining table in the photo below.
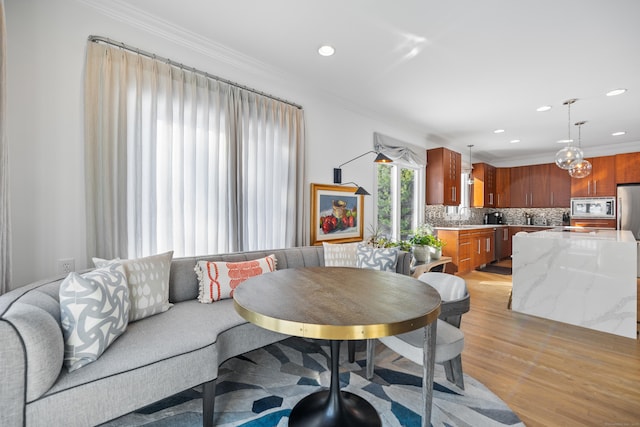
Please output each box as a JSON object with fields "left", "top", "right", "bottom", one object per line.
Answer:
{"left": 234, "top": 266, "right": 441, "bottom": 427}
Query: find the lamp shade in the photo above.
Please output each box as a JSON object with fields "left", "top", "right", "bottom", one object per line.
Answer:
{"left": 374, "top": 153, "right": 392, "bottom": 163}
{"left": 355, "top": 186, "right": 370, "bottom": 195}
{"left": 568, "top": 159, "right": 592, "bottom": 178}
{"left": 555, "top": 145, "right": 583, "bottom": 170}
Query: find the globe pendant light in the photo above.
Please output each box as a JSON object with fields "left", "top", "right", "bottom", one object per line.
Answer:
{"left": 568, "top": 121, "right": 592, "bottom": 178}
{"left": 555, "top": 99, "right": 584, "bottom": 170}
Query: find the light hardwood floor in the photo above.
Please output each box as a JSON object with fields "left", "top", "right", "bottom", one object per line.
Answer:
{"left": 459, "top": 261, "right": 640, "bottom": 426}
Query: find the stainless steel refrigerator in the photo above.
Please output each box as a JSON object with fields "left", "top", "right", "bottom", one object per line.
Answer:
{"left": 617, "top": 184, "right": 640, "bottom": 277}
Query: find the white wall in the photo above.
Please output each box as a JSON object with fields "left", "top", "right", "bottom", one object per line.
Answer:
{"left": 5, "top": 0, "right": 434, "bottom": 288}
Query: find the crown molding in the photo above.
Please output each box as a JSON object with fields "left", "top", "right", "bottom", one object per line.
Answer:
{"left": 76, "top": 0, "right": 286, "bottom": 79}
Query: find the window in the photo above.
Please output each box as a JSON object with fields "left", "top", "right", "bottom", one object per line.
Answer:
{"left": 376, "top": 162, "right": 424, "bottom": 241}
{"left": 84, "top": 42, "right": 305, "bottom": 260}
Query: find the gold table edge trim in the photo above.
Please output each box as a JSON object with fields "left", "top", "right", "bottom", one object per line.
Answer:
{"left": 234, "top": 299, "right": 441, "bottom": 340}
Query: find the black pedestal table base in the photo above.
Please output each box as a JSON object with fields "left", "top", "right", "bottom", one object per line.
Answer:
{"left": 288, "top": 340, "right": 381, "bottom": 427}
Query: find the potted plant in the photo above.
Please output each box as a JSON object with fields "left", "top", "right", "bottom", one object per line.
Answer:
{"left": 408, "top": 224, "right": 436, "bottom": 262}
{"left": 425, "top": 234, "right": 446, "bottom": 260}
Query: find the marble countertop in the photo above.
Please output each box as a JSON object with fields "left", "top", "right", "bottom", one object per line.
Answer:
{"left": 518, "top": 227, "right": 636, "bottom": 242}
{"left": 434, "top": 224, "right": 556, "bottom": 231}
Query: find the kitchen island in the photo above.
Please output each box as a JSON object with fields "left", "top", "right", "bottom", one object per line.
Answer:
{"left": 512, "top": 228, "right": 637, "bottom": 339}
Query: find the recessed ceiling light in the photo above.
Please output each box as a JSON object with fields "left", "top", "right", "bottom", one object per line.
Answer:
{"left": 606, "top": 88, "right": 627, "bottom": 96}
{"left": 493, "top": 129, "right": 505, "bottom": 134}
{"left": 536, "top": 105, "right": 552, "bottom": 112}
{"left": 318, "top": 45, "right": 335, "bottom": 57}
{"left": 557, "top": 139, "right": 573, "bottom": 144}
{"left": 509, "top": 139, "right": 520, "bottom": 144}
{"left": 612, "top": 131, "right": 626, "bottom": 136}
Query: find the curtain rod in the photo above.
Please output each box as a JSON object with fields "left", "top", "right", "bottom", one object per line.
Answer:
{"left": 88, "top": 35, "right": 303, "bottom": 110}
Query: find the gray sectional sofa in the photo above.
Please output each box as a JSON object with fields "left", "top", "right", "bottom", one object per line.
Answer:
{"left": 0, "top": 246, "right": 411, "bottom": 427}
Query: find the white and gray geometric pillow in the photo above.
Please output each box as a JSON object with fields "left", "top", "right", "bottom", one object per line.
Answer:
{"left": 94, "top": 251, "right": 174, "bottom": 322}
{"left": 356, "top": 244, "right": 398, "bottom": 272}
{"left": 323, "top": 241, "right": 359, "bottom": 267}
{"left": 59, "top": 262, "right": 130, "bottom": 372}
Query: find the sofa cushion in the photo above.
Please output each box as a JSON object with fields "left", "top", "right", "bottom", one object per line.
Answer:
{"left": 94, "top": 251, "right": 173, "bottom": 322}
{"left": 195, "top": 254, "right": 276, "bottom": 303}
{"left": 356, "top": 244, "right": 399, "bottom": 271}
{"left": 322, "top": 242, "right": 359, "bottom": 267}
{"left": 59, "top": 263, "right": 130, "bottom": 372}
{"left": 47, "top": 299, "right": 244, "bottom": 395}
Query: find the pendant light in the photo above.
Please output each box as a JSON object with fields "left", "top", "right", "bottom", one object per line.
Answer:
{"left": 568, "top": 121, "right": 592, "bottom": 178}
{"left": 555, "top": 99, "right": 584, "bottom": 170}
{"left": 467, "top": 144, "right": 474, "bottom": 185}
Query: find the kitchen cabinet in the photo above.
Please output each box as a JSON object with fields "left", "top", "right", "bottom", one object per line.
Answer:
{"left": 510, "top": 166, "right": 529, "bottom": 207}
{"left": 495, "top": 167, "right": 511, "bottom": 208}
{"left": 437, "top": 227, "right": 493, "bottom": 274}
{"left": 511, "top": 163, "right": 569, "bottom": 208}
{"left": 530, "top": 164, "right": 551, "bottom": 207}
{"left": 471, "top": 162, "right": 496, "bottom": 208}
{"left": 426, "top": 147, "right": 461, "bottom": 206}
{"left": 570, "top": 219, "right": 617, "bottom": 228}
{"left": 571, "top": 155, "right": 616, "bottom": 197}
{"left": 470, "top": 229, "right": 495, "bottom": 266}
{"left": 548, "top": 164, "right": 571, "bottom": 207}
{"left": 437, "top": 229, "right": 472, "bottom": 274}
{"left": 615, "top": 152, "right": 640, "bottom": 184}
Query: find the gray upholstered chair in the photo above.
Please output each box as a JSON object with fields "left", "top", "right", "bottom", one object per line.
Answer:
{"left": 365, "top": 272, "right": 470, "bottom": 389}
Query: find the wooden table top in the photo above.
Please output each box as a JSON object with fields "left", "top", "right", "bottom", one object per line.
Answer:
{"left": 233, "top": 266, "right": 441, "bottom": 340}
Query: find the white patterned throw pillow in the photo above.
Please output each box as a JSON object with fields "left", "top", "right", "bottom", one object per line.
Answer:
{"left": 195, "top": 255, "right": 277, "bottom": 303}
{"left": 323, "top": 242, "right": 359, "bottom": 267}
{"left": 59, "top": 263, "right": 130, "bottom": 372}
{"left": 93, "top": 251, "right": 173, "bottom": 322}
{"left": 356, "top": 244, "right": 398, "bottom": 272}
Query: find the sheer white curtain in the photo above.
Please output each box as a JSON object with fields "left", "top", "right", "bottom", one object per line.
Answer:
{"left": 0, "top": 0, "right": 11, "bottom": 294}
{"left": 85, "top": 42, "right": 305, "bottom": 259}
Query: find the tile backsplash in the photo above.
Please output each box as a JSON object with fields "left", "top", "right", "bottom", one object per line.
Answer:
{"left": 424, "top": 205, "right": 571, "bottom": 227}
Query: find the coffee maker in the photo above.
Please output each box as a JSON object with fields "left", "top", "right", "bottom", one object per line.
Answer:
{"left": 484, "top": 212, "right": 504, "bottom": 224}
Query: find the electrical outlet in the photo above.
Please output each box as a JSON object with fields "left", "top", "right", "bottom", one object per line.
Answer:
{"left": 57, "top": 258, "right": 75, "bottom": 275}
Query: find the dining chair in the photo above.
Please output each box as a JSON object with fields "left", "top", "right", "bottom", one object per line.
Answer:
{"left": 365, "top": 272, "right": 470, "bottom": 390}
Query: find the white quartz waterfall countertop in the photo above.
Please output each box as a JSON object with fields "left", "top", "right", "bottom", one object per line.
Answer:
{"left": 512, "top": 228, "right": 637, "bottom": 339}
{"left": 523, "top": 227, "right": 635, "bottom": 242}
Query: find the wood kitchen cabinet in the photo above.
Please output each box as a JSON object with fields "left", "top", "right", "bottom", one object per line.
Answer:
{"left": 470, "top": 229, "right": 495, "bottom": 266}
{"left": 570, "top": 219, "right": 617, "bottom": 228}
{"left": 530, "top": 164, "right": 551, "bottom": 207}
{"left": 495, "top": 167, "right": 511, "bottom": 208}
{"left": 511, "top": 163, "right": 568, "bottom": 208}
{"left": 571, "top": 155, "right": 616, "bottom": 197}
{"left": 438, "top": 227, "right": 493, "bottom": 274}
{"left": 615, "top": 152, "right": 640, "bottom": 184}
{"left": 510, "top": 166, "right": 529, "bottom": 208}
{"left": 471, "top": 162, "right": 496, "bottom": 208}
{"left": 548, "top": 164, "right": 571, "bottom": 207}
{"left": 426, "top": 147, "right": 462, "bottom": 205}
{"left": 437, "top": 229, "right": 472, "bottom": 274}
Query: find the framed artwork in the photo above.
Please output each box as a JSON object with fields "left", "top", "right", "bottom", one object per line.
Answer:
{"left": 310, "top": 183, "right": 364, "bottom": 245}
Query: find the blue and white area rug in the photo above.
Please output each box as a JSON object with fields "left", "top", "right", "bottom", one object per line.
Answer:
{"left": 103, "top": 337, "right": 524, "bottom": 427}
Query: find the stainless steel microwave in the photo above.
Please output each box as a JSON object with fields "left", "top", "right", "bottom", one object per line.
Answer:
{"left": 570, "top": 197, "right": 616, "bottom": 219}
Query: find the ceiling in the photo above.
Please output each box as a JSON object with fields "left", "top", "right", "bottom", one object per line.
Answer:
{"left": 103, "top": 0, "right": 640, "bottom": 165}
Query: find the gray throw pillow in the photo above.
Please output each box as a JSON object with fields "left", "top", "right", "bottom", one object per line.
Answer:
{"left": 356, "top": 244, "right": 398, "bottom": 271}
{"left": 59, "top": 262, "right": 130, "bottom": 372}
